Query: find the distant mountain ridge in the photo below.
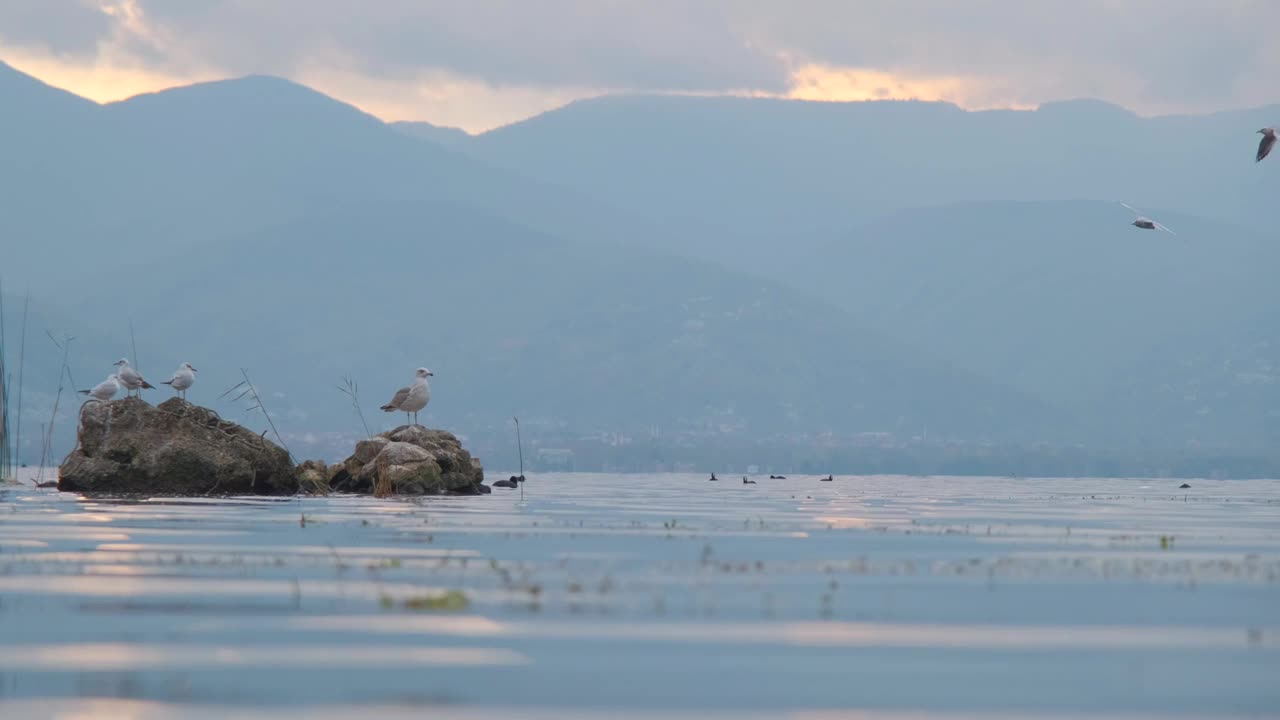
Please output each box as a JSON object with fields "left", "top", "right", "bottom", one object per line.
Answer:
{"left": 4, "top": 60, "right": 1278, "bottom": 459}
{"left": 391, "top": 120, "right": 472, "bottom": 147}
{"left": 0, "top": 61, "right": 1065, "bottom": 464}
{"left": 455, "top": 92, "right": 1280, "bottom": 267}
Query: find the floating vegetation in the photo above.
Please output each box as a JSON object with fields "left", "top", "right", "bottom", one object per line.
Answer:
{"left": 404, "top": 591, "right": 469, "bottom": 611}
{"left": 377, "top": 589, "right": 470, "bottom": 612}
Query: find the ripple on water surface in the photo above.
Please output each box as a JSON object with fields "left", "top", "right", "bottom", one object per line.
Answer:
{"left": 0, "top": 472, "right": 1277, "bottom": 718}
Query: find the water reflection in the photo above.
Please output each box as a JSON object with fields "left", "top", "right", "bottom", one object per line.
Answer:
{"left": 0, "top": 473, "right": 1276, "bottom": 717}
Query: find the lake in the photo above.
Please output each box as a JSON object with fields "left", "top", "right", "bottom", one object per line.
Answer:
{"left": 1, "top": 470, "right": 1277, "bottom": 718}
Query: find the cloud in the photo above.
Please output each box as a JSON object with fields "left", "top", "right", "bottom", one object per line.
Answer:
{"left": 0, "top": 0, "right": 113, "bottom": 57}
{"left": 131, "top": 0, "right": 790, "bottom": 91}
{"left": 728, "top": 0, "right": 1280, "bottom": 112}
{"left": 2, "top": 1, "right": 1278, "bottom": 131}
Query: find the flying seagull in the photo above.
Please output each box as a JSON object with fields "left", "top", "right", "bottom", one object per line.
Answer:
{"left": 113, "top": 358, "right": 155, "bottom": 397}
{"left": 161, "top": 362, "right": 197, "bottom": 400}
{"left": 380, "top": 367, "right": 432, "bottom": 426}
{"left": 1257, "top": 128, "right": 1276, "bottom": 163}
{"left": 1121, "top": 203, "right": 1176, "bottom": 235}
{"left": 78, "top": 374, "right": 120, "bottom": 402}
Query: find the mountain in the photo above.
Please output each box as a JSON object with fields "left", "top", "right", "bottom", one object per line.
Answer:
{"left": 0, "top": 63, "right": 1060, "bottom": 464}
{"left": 787, "top": 199, "right": 1280, "bottom": 447}
{"left": 0, "top": 66, "right": 677, "bottom": 291}
{"left": 461, "top": 94, "right": 1280, "bottom": 271}
{"left": 71, "top": 199, "right": 1063, "bottom": 457}
{"left": 391, "top": 120, "right": 471, "bottom": 147}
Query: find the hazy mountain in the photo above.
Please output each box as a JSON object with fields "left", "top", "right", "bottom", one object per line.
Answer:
{"left": 461, "top": 94, "right": 1280, "bottom": 270}
{"left": 390, "top": 120, "right": 471, "bottom": 147}
{"left": 0, "top": 65, "right": 676, "bottom": 291}
{"left": 6, "top": 61, "right": 1277, "bottom": 463}
{"left": 788, "top": 199, "right": 1280, "bottom": 448}
{"left": 70, "top": 199, "right": 1063, "bottom": 456}
{"left": 0, "top": 63, "right": 1062, "bottom": 464}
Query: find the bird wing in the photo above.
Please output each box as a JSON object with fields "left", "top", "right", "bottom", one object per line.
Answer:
{"left": 381, "top": 386, "right": 410, "bottom": 410}
{"left": 1120, "top": 202, "right": 1143, "bottom": 217}
{"left": 1258, "top": 134, "right": 1276, "bottom": 162}
{"left": 1155, "top": 221, "right": 1177, "bottom": 236}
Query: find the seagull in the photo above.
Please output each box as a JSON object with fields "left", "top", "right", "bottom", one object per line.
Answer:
{"left": 113, "top": 358, "right": 154, "bottom": 397}
{"left": 161, "top": 362, "right": 197, "bottom": 400}
{"left": 380, "top": 367, "right": 432, "bottom": 426}
{"left": 743, "top": 476, "right": 756, "bottom": 484}
{"left": 1121, "top": 203, "right": 1176, "bottom": 235}
{"left": 1257, "top": 128, "right": 1276, "bottom": 163}
{"left": 78, "top": 374, "right": 120, "bottom": 402}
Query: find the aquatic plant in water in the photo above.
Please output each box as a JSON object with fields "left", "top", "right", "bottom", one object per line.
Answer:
{"left": 380, "top": 589, "right": 470, "bottom": 612}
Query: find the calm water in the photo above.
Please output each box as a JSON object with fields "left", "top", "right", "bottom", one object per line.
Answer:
{"left": 0, "top": 470, "right": 1277, "bottom": 719}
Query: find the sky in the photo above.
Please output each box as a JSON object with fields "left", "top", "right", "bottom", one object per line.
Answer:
{"left": 2, "top": 0, "right": 1278, "bottom": 133}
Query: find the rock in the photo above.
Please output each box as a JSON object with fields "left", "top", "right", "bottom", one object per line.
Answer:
{"left": 352, "top": 437, "right": 390, "bottom": 465}
{"left": 59, "top": 397, "right": 298, "bottom": 495}
{"left": 297, "top": 460, "right": 330, "bottom": 494}
{"left": 492, "top": 479, "right": 517, "bottom": 488}
{"left": 332, "top": 425, "right": 485, "bottom": 497}
{"left": 450, "top": 482, "right": 491, "bottom": 495}
{"left": 374, "top": 442, "right": 443, "bottom": 496}
{"left": 1179, "top": 482, "right": 1192, "bottom": 489}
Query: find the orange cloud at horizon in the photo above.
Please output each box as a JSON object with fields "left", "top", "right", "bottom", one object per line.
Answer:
{"left": 1, "top": 45, "right": 219, "bottom": 104}
{"left": 778, "top": 62, "right": 1038, "bottom": 112}
{"left": 2, "top": 49, "right": 1037, "bottom": 133}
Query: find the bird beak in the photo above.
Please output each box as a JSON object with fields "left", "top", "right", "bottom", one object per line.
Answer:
{"left": 428, "top": 372, "right": 435, "bottom": 376}
{"left": 190, "top": 367, "right": 198, "bottom": 372}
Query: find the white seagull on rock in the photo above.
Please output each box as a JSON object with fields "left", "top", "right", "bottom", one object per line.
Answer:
{"left": 78, "top": 374, "right": 121, "bottom": 402}
{"left": 161, "top": 362, "right": 197, "bottom": 400}
{"left": 113, "top": 358, "right": 155, "bottom": 397}
{"left": 380, "top": 367, "right": 432, "bottom": 426}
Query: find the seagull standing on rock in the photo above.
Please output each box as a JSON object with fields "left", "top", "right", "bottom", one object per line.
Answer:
{"left": 380, "top": 367, "right": 432, "bottom": 426}
{"left": 78, "top": 374, "right": 120, "bottom": 402}
{"left": 161, "top": 362, "right": 197, "bottom": 400}
{"left": 113, "top": 358, "right": 154, "bottom": 397}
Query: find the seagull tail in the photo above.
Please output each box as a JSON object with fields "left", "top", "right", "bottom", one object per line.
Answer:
{"left": 77, "top": 390, "right": 91, "bottom": 395}
{"left": 161, "top": 379, "right": 174, "bottom": 386}
{"left": 379, "top": 404, "right": 397, "bottom": 412}
{"left": 140, "top": 380, "right": 156, "bottom": 390}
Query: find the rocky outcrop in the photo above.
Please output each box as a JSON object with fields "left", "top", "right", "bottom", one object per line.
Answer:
{"left": 327, "top": 425, "right": 486, "bottom": 496}
{"left": 59, "top": 397, "right": 298, "bottom": 495}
